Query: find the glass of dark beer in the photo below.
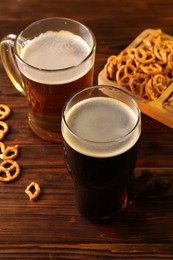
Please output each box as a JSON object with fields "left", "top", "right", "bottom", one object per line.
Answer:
{"left": 61, "top": 85, "right": 141, "bottom": 221}
{"left": 0, "top": 18, "right": 96, "bottom": 142}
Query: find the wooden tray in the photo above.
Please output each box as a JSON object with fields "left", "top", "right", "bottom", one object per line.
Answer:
{"left": 98, "top": 29, "right": 173, "bottom": 129}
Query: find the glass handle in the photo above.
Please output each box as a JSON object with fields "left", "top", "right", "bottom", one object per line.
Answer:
{"left": 0, "top": 34, "right": 25, "bottom": 95}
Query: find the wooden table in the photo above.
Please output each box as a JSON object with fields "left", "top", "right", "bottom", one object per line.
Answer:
{"left": 0, "top": 0, "right": 173, "bottom": 259}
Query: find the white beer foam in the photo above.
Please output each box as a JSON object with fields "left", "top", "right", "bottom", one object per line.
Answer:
{"left": 17, "top": 30, "right": 93, "bottom": 84}
{"left": 62, "top": 97, "right": 141, "bottom": 158}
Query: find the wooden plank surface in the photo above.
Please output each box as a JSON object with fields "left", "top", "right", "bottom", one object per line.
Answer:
{"left": 0, "top": 0, "right": 173, "bottom": 259}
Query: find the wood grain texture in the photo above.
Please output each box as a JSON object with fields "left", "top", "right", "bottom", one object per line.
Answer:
{"left": 0, "top": 0, "right": 173, "bottom": 259}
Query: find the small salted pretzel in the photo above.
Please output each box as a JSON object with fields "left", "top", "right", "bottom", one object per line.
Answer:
{"left": 119, "top": 48, "right": 136, "bottom": 58}
{"left": 117, "top": 55, "right": 130, "bottom": 69}
{"left": 163, "top": 92, "right": 173, "bottom": 112}
{"left": 152, "top": 74, "right": 166, "bottom": 95}
{"left": 145, "top": 79, "right": 158, "bottom": 101}
{"left": 154, "top": 42, "right": 170, "bottom": 65}
{"left": 167, "top": 52, "right": 173, "bottom": 70}
{"left": 142, "top": 29, "right": 162, "bottom": 46}
{"left": 129, "top": 73, "right": 148, "bottom": 97}
{"left": 163, "top": 103, "right": 173, "bottom": 112}
{"left": 25, "top": 182, "right": 41, "bottom": 200}
{"left": 140, "top": 63, "right": 162, "bottom": 74}
{"left": 116, "top": 64, "right": 136, "bottom": 87}
{"left": 0, "top": 142, "right": 19, "bottom": 160}
{"left": 104, "top": 55, "right": 118, "bottom": 79}
{"left": 0, "top": 121, "right": 9, "bottom": 141}
{"left": 117, "top": 48, "right": 137, "bottom": 68}
{"left": 0, "top": 104, "right": 11, "bottom": 120}
{"left": 0, "top": 159, "right": 20, "bottom": 182}
{"left": 135, "top": 46, "right": 155, "bottom": 65}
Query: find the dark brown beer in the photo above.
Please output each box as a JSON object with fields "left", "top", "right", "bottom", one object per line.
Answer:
{"left": 62, "top": 95, "right": 141, "bottom": 221}
{"left": 63, "top": 138, "right": 138, "bottom": 220}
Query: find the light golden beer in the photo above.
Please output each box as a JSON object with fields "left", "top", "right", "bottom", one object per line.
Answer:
{"left": 1, "top": 18, "right": 96, "bottom": 142}
{"left": 18, "top": 30, "right": 94, "bottom": 141}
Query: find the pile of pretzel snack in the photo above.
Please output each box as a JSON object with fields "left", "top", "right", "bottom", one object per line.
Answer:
{"left": 0, "top": 104, "right": 20, "bottom": 182}
{"left": 0, "top": 104, "right": 40, "bottom": 200}
{"left": 105, "top": 29, "right": 173, "bottom": 101}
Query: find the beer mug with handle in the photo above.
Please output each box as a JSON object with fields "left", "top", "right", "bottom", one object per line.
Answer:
{"left": 0, "top": 17, "right": 96, "bottom": 142}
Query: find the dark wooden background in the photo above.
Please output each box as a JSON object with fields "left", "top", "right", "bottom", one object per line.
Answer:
{"left": 0, "top": 0, "right": 173, "bottom": 259}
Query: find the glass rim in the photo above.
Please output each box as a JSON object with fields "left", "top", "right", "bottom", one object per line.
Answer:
{"left": 62, "top": 85, "right": 141, "bottom": 144}
{"left": 14, "top": 17, "right": 96, "bottom": 72}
